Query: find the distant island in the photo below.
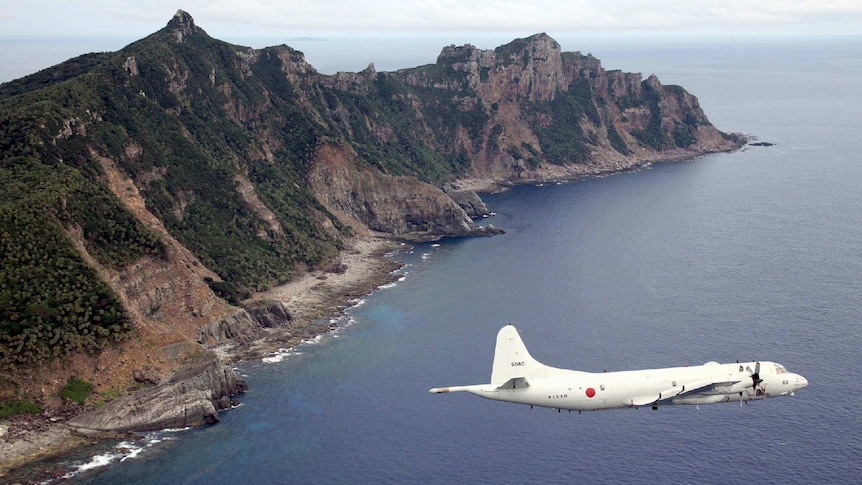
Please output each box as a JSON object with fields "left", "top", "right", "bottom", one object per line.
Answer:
{"left": 0, "top": 9, "right": 743, "bottom": 474}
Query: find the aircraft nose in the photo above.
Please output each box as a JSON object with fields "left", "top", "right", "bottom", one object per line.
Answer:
{"left": 795, "top": 374, "right": 808, "bottom": 390}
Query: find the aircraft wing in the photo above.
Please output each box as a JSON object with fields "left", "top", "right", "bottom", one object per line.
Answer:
{"left": 630, "top": 376, "right": 748, "bottom": 407}
{"left": 630, "top": 384, "right": 687, "bottom": 407}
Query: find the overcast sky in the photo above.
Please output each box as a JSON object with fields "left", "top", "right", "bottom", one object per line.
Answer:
{"left": 2, "top": 0, "right": 861, "bottom": 39}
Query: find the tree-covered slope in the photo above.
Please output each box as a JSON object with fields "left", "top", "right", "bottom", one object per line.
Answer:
{"left": 0, "top": 10, "right": 741, "bottom": 378}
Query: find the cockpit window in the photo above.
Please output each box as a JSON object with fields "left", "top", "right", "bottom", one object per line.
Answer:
{"left": 774, "top": 363, "right": 787, "bottom": 374}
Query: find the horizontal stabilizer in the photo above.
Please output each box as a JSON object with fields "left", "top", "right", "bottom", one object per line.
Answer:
{"left": 429, "top": 384, "right": 494, "bottom": 394}
{"left": 496, "top": 377, "right": 530, "bottom": 390}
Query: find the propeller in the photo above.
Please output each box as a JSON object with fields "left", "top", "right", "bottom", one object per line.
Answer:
{"left": 742, "top": 362, "right": 763, "bottom": 406}
{"left": 738, "top": 361, "right": 763, "bottom": 406}
{"left": 750, "top": 361, "right": 763, "bottom": 389}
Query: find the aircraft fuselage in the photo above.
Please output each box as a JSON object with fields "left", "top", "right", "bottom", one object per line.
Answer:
{"left": 430, "top": 325, "right": 808, "bottom": 411}
{"left": 444, "top": 361, "right": 807, "bottom": 411}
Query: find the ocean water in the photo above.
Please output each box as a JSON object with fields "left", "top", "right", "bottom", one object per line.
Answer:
{"left": 8, "top": 37, "right": 862, "bottom": 483}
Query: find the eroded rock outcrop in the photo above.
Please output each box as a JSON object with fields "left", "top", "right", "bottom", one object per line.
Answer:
{"left": 67, "top": 353, "right": 246, "bottom": 433}
{"left": 197, "top": 301, "right": 294, "bottom": 350}
{"left": 435, "top": 33, "right": 565, "bottom": 103}
{"left": 308, "top": 144, "right": 502, "bottom": 240}
{"left": 391, "top": 33, "right": 741, "bottom": 184}
{"left": 443, "top": 183, "right": 491, "bottom": 218}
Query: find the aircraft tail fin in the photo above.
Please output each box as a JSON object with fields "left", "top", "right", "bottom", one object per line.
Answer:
{"left": 490, "top": 325, "right": 545, "bottom": 385}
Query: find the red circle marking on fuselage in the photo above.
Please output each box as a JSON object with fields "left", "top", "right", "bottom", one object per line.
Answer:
{"left": 586, "top": 387, "right": 596, "bottom": 398}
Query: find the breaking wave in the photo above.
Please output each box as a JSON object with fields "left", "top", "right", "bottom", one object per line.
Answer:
{"left": 55, "top": 429, "right": 187, "bottom": 483}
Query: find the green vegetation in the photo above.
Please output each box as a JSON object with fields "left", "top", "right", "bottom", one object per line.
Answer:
{"left": 506, "top": 144, "right": 523, "bottom": 159}
{"left": 0, "top": 202, "right": 135, "bottom": 366}
{"left": 0, "top": 399, "right": 42, "bottom": 417}
{"left": 100, "top": 387, "right": 121, "bottom": 401}
{"left": 96, "top": 387, "right": 122, "bottom": 406}
{"left": 205, "top": 278, "right": 251, "bottom": 306}
{"left": 520, "top": 142, "right": 542, "bottom": 167}
{"left": 60, "top": 377, "right": 93, "bottom": 405}
{"left": 0, "top": 15, "right": 714, "bottom": 373}
{"left": 607, "top": 124, "right": 631, "bottom": 155}
{"left": 672, "top": 121, "right": 698, "bottom": 148}
{"left": 0, "top": 17, "right": 358, "bottom": 366}
{"left": 494, "top": 37, "right": 531, "bottom": 64}
{"left": 528, "top": 79, "right": 598, "bottom": 164}
{"left": 313, "top": 70, "right": 484, "bottom": 183}
{"left": 632, "top": 83, "right": 673, "bottom": 151}
{"left": 487, "top": 124, "right": 503, "bottom": 151}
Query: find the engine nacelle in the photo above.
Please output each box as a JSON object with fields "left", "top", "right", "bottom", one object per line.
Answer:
{"left": 712, "top": 379, "right": 754, "bottom": 395}
{"left": 726, "top": 379, "right": 754, "bottom": 394}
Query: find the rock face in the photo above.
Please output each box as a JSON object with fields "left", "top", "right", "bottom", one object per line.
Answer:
{"left": 83, "top": 152, "right": 236, "bottom": 341}
{"left": 0, "top": 11, "right": 741, "bottom": 435}
{"left": 67, "top": 353, "right": 247, "bottom": 433}
{"left": 308, "top": 144, "right": 502, "bottom": 239}
{"left": 442, "top": 183, "right": 491, "bottom": 218}
{"left": 197, "top": 301, "right": 294, "bottom": 351}
{"left": 391, "top": 33, "right": 740, "bottom": 183}
{"left": 437, "top": 33, "right": 566, "bottom": 103}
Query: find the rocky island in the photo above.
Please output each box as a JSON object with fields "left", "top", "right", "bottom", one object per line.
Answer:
{"left": 0, "top": 10, "right": 742, "bottom": 475}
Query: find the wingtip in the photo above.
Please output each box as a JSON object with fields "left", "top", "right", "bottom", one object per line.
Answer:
{"left": 429, "top": 387, "right": 450, "bottom": 393}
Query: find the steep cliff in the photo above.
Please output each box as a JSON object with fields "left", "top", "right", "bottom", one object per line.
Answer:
{"left": 402, "top": 33, "right": 739, "bottom": 182}
{"left": 308, "top": 143, "right": 501, "bottom": 239}
{"left": 66, "top": 353, "right": 247, "bottom": 433}
{"left": 0, "top": 10, "right": 742, "bottom": 416}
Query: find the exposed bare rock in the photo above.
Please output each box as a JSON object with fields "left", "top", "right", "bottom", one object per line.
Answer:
{"left": 434, "top": 33, "right": 565, "bottom": 103}
{"left": 246, "top": 301, "right": 293, "bottom": 328}
{"left": 197, "top": 301, "right": 294, "bottom": 350}
{"left": 308, "top": 144, "right": 494, "bottom": 239}
{"left": 442, "top": 183, "right": 491, "bottom": 218}
{"left": 168, "top": 9, "right": 197, "bottom": 44}
{"left": 133, "top": 367, "right": 162, "bottom": 386}
{"left": 66, "top": 353, "right": 246, "bottom": 433}
{"left": 234, "top": 174, "right": 284, "bottom": 238}
{"left": 89, "top": 151, "right": 235, "bottom": 340}
{"left": 399, "top": 32, "right": 741, "bottom": 183}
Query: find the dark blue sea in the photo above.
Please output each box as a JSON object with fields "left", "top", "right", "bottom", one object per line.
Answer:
{"left": 15, "top": 36, "right": 862, "bottom": 483}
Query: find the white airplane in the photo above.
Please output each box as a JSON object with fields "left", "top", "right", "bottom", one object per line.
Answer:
{"left": 430, "top": 325, "right": 808, "bottom": 411}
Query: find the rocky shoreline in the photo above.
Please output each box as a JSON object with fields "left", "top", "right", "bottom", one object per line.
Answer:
{"left": 0, "top": 142, "right": 749, "bottom": 481}
{"left": 0, "top": 236, "right": 403, "bottom": 481}
{"left": 0, "top": 14, "right": 755, "bottom": 479}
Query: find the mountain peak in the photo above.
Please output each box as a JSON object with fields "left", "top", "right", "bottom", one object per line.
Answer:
{"left": 526, "top": 32, "right": 553, "bottom": 41}
{"left": 167, "top": 9, "right": 198, "bottom": 43}
{"left": 173, "top": 9, "right": 194, "bottom": 24}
